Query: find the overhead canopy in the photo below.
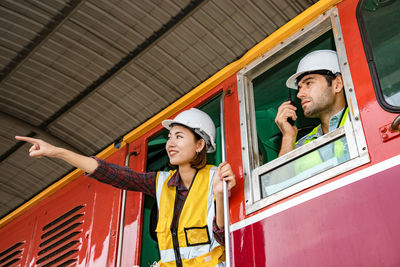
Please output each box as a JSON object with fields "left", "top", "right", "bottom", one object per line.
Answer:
{"left": 0, "top": 0, "right": 317, "bottom": 218}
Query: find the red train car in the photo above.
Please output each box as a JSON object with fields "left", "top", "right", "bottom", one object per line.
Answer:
{"left": 1, "top": 0, "right": 399, "bottom": 266}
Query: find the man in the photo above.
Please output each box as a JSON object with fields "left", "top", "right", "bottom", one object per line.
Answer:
{"left": 275, "top": 49, "right": 349, "bottom": 159}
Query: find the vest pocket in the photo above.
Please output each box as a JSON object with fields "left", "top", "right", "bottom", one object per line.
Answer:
{"left": 184, "top": 225, "right": 211, "bottom": 246}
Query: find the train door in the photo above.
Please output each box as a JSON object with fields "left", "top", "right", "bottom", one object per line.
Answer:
{"left": 139, "top": 94, "right": 223, "bottom": 265}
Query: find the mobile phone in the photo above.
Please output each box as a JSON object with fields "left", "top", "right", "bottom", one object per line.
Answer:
{"left": 287, "top": 89, "right": 295, "bottom": 126}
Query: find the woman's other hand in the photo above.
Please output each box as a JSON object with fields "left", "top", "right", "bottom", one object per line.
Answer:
{"left": 213, "top": 161, "right": 236, "bottom": 197}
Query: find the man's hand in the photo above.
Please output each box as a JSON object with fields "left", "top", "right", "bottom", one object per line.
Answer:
{"left": 275, "top": 101, "right": 298, "bottom": 137}
{"left": 275, "top": 101, "right": 298, "bottom": 156}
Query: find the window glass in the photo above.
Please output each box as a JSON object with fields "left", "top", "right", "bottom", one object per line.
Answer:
{"left": 252, "top": 31, "right": 335, "bottom": 165}
{"left": 361, "top": 0, "right": 400, "bottom": 107}
{"left": 260, "top": 135, "right": 350, "bottom": 198}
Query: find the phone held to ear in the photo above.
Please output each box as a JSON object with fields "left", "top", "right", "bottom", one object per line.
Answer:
{"left": 287, "top": 116, "right": 295, "bottom": 126}
{"left": 288, "top": 88, "right": 295, "bottom": 126}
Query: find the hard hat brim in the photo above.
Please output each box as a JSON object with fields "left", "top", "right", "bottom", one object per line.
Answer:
{"left": 161, "top": 119, "right": 176, "bottom": 130}
{"left": 286, "top": 71, "right": 307, "bottom": 89}
{"left": 286, "top": 69, "right": 340, "bottom": 89}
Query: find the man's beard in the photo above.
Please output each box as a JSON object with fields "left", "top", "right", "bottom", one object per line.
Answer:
{"left": 303, "top": 86, "right": 335, "bottom": 118}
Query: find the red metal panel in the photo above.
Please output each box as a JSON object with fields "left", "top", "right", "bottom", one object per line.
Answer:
{"left": 3, "top": 174, "right": 123, "bottom": 267}
{"left": 230, "top": 0, "right": 400, "bottom": 265}
{"left": 29, "top": 177, "right": 97, "bottom": 267}
{"left": 85, "top": 147, "right": 126, "bottom": 266}
{"left": 0, "top": 208, "right": 37, "bottom": 266}
{"left": 119, "top": 137, "right": 146, "bottom": 267}
{"left": 232, "top": 164, "right": 400, "bottom": 266}
{"left": 0, "top": 148, "right": 126, "bottom": 267}
{"left": 222, "top": 74, "right": 246, "bottom": 225}
{"left": 339, "top": 0, "right": 400, "bottom": 162}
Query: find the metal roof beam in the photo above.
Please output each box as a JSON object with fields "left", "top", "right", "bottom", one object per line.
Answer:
{"left": 0, "top": 0, "right": 85, "bottom": 85}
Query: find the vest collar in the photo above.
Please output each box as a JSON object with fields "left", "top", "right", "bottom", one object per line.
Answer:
{"left": 167, "top": 171, "right": 180, "bottom": 187}
{"left": 167, "top": 169, "right": 199, "bottom": 190}
{"left": 295, "top": 107, "right": 349, "bottom": 147}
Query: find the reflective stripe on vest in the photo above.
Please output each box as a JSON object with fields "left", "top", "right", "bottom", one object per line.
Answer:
{"left": 155, "top": 165, "right": 224, "bottom": 266}
{"left": 294, "top": 108, "right": 349, "bottom": 174}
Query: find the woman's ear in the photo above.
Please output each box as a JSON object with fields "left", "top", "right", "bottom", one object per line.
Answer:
{"left": 196, "top": 139, "right": 206, "bottom": 153}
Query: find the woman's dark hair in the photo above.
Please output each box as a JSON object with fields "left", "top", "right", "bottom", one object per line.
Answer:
{"left": 190, "top": 131, "right": 207, "bottom": 169}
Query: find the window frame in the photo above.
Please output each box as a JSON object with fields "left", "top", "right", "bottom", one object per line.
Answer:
{"left": 237, "top": 7, "right": 370, "bottom": 215}
{"left": 356, "top": 0, "right": 400, "bottom": 113}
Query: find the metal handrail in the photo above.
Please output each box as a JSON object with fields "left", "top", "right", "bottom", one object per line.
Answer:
{"left": 220, "top": 90, "right": 231, "bottom": 267}
{"left": 116, "top": 150, "right": 137, "bottom": 267}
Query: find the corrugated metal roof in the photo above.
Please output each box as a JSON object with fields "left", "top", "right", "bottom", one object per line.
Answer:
{"left": 0, "top": 0, "right": 318, "bottom": 218}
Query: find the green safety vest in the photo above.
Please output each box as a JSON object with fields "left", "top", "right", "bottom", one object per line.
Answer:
{"left": 294, "top": 108, "right": 349, "bottom": 174}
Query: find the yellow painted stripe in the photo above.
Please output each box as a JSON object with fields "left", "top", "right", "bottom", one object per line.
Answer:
{"left": 0, "top": 0, "right": 341, "bottom": 227}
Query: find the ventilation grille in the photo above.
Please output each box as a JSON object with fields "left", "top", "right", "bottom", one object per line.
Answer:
{"left": 0, "top": 241, "right": 25, "bottom": 267}
{"left": 36, "top": 205, "right": 85, "bottom": 267}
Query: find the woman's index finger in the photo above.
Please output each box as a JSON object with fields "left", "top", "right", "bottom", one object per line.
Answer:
{"left": 15, "top": 136, "right": 39, "bottom": 144}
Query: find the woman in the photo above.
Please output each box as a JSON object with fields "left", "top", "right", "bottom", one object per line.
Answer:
{"left": 16, "top": 108, "right": 235, "bottom": 267}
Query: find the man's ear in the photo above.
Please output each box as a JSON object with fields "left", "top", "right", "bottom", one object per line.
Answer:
{"left": 333, "top": 75, "right": 344, "bottom": 93}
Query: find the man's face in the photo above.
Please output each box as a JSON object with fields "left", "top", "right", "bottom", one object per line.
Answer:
{"left": 296, "top": 74, "right": 335, "bottom": 118}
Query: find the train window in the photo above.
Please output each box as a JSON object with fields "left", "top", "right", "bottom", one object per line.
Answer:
{"left": 238, "top": 8, "right": 370, "bottom": 214}
{"left": 357, "top": 0, "right": 400, "bottom": 111}
{"left": 252, "top": 32, "right": 332, "bottom": 166}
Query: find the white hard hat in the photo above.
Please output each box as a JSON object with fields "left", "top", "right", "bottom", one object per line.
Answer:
{"left": 286, "top": 50, "right": 341, "bottom": 89}
{"left": 162, "top": 108, "right": 216, "bottom": 153}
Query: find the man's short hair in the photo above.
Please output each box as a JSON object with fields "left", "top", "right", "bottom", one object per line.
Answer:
{"left": 296, "top": 70, "right": 339, "bottom": 87}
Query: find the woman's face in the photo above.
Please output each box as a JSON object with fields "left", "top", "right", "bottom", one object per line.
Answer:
{"left": 166, "top": 125, "right": 204, "bottom": 167}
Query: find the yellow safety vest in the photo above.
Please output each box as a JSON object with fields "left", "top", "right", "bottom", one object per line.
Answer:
{"left": 155, "top": 165, "right": 225, "bottom": 267}
{"left": 294, "top": 108, "right": 349, "bottom": 174}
